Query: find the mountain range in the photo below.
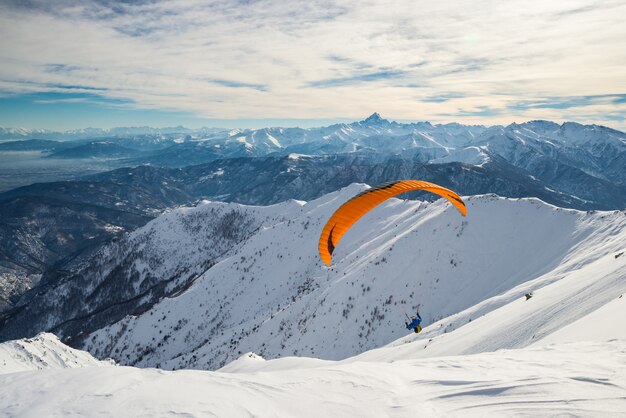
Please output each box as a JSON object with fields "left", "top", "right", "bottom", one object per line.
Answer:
{"left": 2, "top": 115, "right": 625, "bottom": 186}
{"left": 0, "top": 126, "right": 224, "bottom": 141}
{"left": 1, "top": 153, "right": 621, "bottom": 308}
{"left": 1, "top": 115, "right": 625, "bottom": 313}
{"left": 2, "top": 185, "right": 624, "bottom": 371}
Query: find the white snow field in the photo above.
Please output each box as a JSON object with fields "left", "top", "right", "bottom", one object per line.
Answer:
{"left": 1, "top": 339, "right": 625, "bottom": 416}
{"left": 1, "top": 185, "right": 625, "bottom": 416}
{"left": 0, "top": 333, "right": 112, "bottom": 375}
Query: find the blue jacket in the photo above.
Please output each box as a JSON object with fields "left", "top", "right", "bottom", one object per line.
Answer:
{"left": 406, "top": 316, "right": 422, "bottom": 330}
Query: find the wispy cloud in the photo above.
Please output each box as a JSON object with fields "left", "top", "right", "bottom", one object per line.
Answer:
{"left": 29, "top": 91, "right": 131, "bottom": 107}
{"left": 44, "top": 64, "right": 82, "bottom": 73}
{"left": 509, "top": 94, "right": 626, "bottom": 110}
{"left": 48, "top": 84, "right": 109, "bottom": 91}
{"left": 307, "top": 70, "right": 407, "bottom": 88}
{"left": 439, "top": 106, "right": 502, "bottom": 118}
{"left": 209, "top": 79, "right": 268, "bottom": 92}
{"left": 0, "top": 0, "right": 625, "bottom": 130}
{"left": 422, "top": 93, "right": 466, "bottom": 103}
{"left": 34, "top": 97, "right": 94, "bottom": 104}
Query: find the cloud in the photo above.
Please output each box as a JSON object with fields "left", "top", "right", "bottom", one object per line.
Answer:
{"left": 33, "top": 97, "right": 97, "bottom": 104}
{"left": 509, "top": 94, "right": 626, "bottom": 111}
{"left": 422, "top": 93, "right": 466, "bottom": 103}
{"left": 44, "top": 64, "right": 83, "bottom": 73}
{"left": 438, "top": 106, "right": 502, "bottom": 118}
{"left": 209, "top": 79, "right": 268, "bottom": 92}
{"left": 0, "top": 0, "right": 624, "bottom": 130}
{"left": 49, "top": 84, "right": 109, "bottom": 91}
{"left": 28, "top": 91, "right": 131, "bottom": 107}
{"left": 306, "top": 70, "right": 407, "bottom": 88}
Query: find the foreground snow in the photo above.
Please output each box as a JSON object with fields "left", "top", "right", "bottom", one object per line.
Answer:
{"left": 1, "top": 339, "right": 624, "bottom": 417}
{"left": 0, "top": 333, "right": 111, "bottom": 374}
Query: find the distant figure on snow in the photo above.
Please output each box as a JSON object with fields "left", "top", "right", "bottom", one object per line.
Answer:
{"left": 405, "top": 310, "right": 422, "bottom": 334}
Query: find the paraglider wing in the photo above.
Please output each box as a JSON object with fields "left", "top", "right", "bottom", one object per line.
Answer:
{"left": 318, "top": 180, "right": 466, "bottom": 266}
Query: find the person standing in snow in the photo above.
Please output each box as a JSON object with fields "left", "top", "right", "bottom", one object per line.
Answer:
{"left": 405, "top": 310, "right": 422, "bottom": 333}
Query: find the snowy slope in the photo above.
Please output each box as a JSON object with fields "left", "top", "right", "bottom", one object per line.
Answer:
{"left": 355, "top": 249, "right": 625, "bottom": 363}
{"left": 0, "top": 332, "right": 111, "bottom": 374}
{"left": 1, "top": 339, "right": 624, "bottom": 417}
{"left": 0, "top": 200, "right": 301, "bottom": 342}
{"left": 81, "top": 185, "right": 626, "bottom": 370}
{"left": 535, "top": 292, "right": 626, "bottom": 345}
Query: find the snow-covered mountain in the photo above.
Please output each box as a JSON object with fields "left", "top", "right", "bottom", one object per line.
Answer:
{"left": 476, "top": 121, "right": 626, "bottom": 189}
{"left": 80, "top": 188, "right": 625, "bottom": 370}
{"left": 126, "top": 116, "right": 625, "bottom": 195}
{"left": 1, "top": 338, "right": 624, "bottom": 416}
{"left": 0, "top": 332, "right": 112, "bottom": 374}
{"left": 6, "top": 151, "right": 619, "bottom": 313}
{"left": 134, "top": 115, "right": 489, "bottom": 166}
{"left": 0, "top": 201, "right": 298, "bottom": 341}
{"left": 4, "top": 117, "right": 624, "bottom": 190}
{"left": 3, "top": 116, "right": 622, "bottom": 298}
{"left": 4, "top": 184, "right": 623, "bottom": 372}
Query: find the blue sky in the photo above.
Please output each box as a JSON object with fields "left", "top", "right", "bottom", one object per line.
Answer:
{"left": 0, "top": 92, "right": 348, "bottom": 129}
{"left": 0, "top": 0, "right": 625, "bottom": 130}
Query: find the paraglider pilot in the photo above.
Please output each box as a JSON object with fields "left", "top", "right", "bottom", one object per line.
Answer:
{"left": 405, "top": 310, "right": 422, "bottom": 334}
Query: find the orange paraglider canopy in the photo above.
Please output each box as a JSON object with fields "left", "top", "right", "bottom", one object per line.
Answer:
{"left": 318, "top": 180, "right": 466, "bottom": 266}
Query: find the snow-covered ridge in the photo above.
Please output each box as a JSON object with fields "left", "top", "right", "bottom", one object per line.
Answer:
{"left": 1, "top": 337, "right": 624, "bottom": 416}
{"left": 81, "top": 185, "right": 626, "bottom": 370}
{"left": 0, "top": 199, "right": 305, "bottom": 345}
{"left": 0, "top": 333, "right": 112, "bottom": 374}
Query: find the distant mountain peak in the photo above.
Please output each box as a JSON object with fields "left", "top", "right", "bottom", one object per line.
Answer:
{"left": 362, "top": 112, "right": 387, "bottom": 124}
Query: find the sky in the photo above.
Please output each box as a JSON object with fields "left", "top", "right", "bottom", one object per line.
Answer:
{"left": 0, "top": 0, "right": 625, "bottom": 131}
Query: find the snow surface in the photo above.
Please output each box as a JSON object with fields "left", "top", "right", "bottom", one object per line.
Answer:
{"left": 0, "top": 333, "right": 112, "bottom": 374}
{"left": 0, "top": 340, "right": 624, "bottom": 417}
{"left": 431, "top": 146, "right": 490, "bottom": 165}
{"left": 535, "top": 293, "right": 626, "bottom": 345}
